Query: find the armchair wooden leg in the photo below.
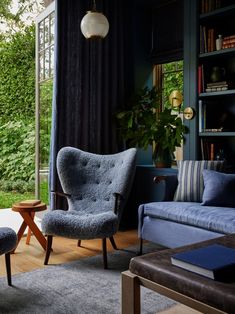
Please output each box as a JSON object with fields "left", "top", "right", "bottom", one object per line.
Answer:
{"left": 5, "top": 253, "right": 12, "bottom": 286}
{"left": 77, "top": 240, "right": 81, "bottom": 247}
{"left": 102, "top": 238, "right": 108, "bottom": 269}
{"left": 44, "top": 235, "right": 53, "bottom": 265}
{"left": 109, "top": 236, "right": 118, "bottom": 250}
{"left": 138, "top": 238, "right": 143, "bottom": 256}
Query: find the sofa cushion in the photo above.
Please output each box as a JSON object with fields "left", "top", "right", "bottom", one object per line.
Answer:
{"left": 174, "top": 160, "right": 224, "bottom": 202}
{"left": 202, "top": 169, "right": 235, "bottom": 207}
{"left": 141, "top": 201, "right": 235, "bottom": 234}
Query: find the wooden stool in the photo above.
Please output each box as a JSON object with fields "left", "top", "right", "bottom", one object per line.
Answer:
{"left": 12, "top": 201, "right": 47, "bottom": 252}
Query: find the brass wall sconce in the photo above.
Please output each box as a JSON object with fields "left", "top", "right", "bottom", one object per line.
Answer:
{"left": 183, "top": 107, "right": 195, "bottom": 120}
{"left": 169, "top": 90, "right": 183, "bottom": 108}
{"left": 169, "top": 90, "right": 195, "bottom": 120}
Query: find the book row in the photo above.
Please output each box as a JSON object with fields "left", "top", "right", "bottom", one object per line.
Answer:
{"left": 200, "top": 26, "right": 235, "bottom": 54}
{"left": 198, "top": 100, "right": 225, "bottom": 133}
{"left": 200, "top": 139, "right": 225, "bottom": 161}
{"left": 198, "top": 65, "right": 231, "bottom": 94}
{"left": 200, "top": 0, "right": 221, "bottom": 14}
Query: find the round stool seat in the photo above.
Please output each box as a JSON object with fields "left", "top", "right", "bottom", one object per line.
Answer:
{"left": 0, "top": 227, "right": 17, "bottom": 255}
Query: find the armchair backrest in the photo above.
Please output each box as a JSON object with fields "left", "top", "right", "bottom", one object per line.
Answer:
{"left": 56, "top": 147, "right": 137, "bottom": 218}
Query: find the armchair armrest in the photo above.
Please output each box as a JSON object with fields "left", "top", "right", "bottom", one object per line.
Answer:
{"left": 51, "top": 191, "right": 71, "bottom": 198}
{"left": 153, "top": 175, "right": 178, "bottom": 201}
{"left": 113, "top": 192, "right": 124, "bottom": 215}
{"left": 51, "top": 190, "right": 71, "bottom": 210}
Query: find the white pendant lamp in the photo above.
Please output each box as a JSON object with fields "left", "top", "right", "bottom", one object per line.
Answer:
{"left": 80, "top": 0, "right": 109, "bottom": 39}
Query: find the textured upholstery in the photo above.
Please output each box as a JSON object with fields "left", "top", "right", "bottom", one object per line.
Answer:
{"left": 139, "top": 202, "right": 235, "bottom": 234}
{"left": 42, "top": 147, "right": 137, "bottom": 239}
{"left": 174, "top": 160, "right": 224, "bottom": 202}
{"left": 0, "top": 227, "right": 17, "bottom": 255}
{"left": 202, "top": 169, "right": 235, "bottom": 207}
{"left": 0, "top": 227, "right": 17, "bottom": 285}
{"left": 138, "top": 160, "right": 235, "bottom": 251}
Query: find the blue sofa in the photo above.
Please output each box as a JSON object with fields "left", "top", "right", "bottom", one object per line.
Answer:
{"left": 138, "top": 160, "right": 235, "bottom": 252}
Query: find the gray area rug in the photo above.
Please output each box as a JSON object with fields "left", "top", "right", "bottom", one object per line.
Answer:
{"left": 0, "top": 243, "right": 176, "bottom": 314}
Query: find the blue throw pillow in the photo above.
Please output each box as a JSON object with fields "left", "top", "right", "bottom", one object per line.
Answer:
{"left": 202, "top": 169, "right": 235, "bottom": 207}
{"left": 174, "top": 160, "right": 224, "bottom": 202}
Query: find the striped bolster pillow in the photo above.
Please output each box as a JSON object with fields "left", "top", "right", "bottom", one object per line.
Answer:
{"left": 174, "top": 160, "right": 224, "bottom": 202}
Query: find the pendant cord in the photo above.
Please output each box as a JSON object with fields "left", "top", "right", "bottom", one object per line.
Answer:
{"left": 93, "top": 0, "right": 96, "bottom": 11}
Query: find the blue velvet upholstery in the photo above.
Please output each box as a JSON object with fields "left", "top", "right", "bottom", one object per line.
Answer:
{"left": 0, "top": 227, "right": 17, "bottom": 285}
{"left": 202, "top": 169, "right": 235, "bottom": 207}
{"left": 138, "top": 161, "right": 235, "bottom": 251}
{"left": 139, "top": 202, "right": 235, "bottom": 234}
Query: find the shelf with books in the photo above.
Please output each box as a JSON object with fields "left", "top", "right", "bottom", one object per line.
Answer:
{"left": 188, "top": 1, "right": 235, "bottom": 165}
{"left": 199, "top": 89, "right": 235, "bottom": 97}
{"left": 199, "top": 2, "right": 235, "bottom": 55}
{"left": 197, "top": 60, "right": 235, "bottom": 94}
{"left": 199, "top": 47, "right": 235, "bottom": 59}
{"left": 199, "top": 136, "right": 235, "bottom": 161}
{"left": 199, "top": 136, "right": 235, "bottom": 162}
{"left": 200, "top": 3, "right": 235, "bottom": 20}
{"left": 198, "top": 99, "right": 235, "bottom": 133}
{"left": 199, "top": 132, "right": 235, "bottom": 137}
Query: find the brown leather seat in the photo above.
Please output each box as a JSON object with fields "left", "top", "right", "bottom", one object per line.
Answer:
{"left": 128, "top": 234, "right": 235, "bottom": 314}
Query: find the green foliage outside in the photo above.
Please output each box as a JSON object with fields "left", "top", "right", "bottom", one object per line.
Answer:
{"left": 0, "top": 2, "right": 52, "bottom": 207}
{"left": 40, "top": 80, "right": 53, "bottom": 167}
{"left": 162, "top": 61, "right": 184, "bottom": 107}
{"left": 0, "top": 25, "right": 35, "bottom": 121}
{"left": 0, "top": 181, "right": 48, "bottom": 209}
{"left": 0, "top": 120, "right": 35, "bottom": 182}
{"left": 0, "top": 25, "right": 36, "bottom": 197}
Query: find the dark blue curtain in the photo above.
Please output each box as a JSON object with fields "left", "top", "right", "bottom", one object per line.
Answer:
{"left": 50, "top": 0, "right": 134, "bottom": 204}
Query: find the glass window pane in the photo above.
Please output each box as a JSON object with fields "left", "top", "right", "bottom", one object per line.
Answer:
{"left": 39, "top": 52, "right": 45, "bottom": 81}
{"left": 50, "top": 45, "right": 54, "bottom": 77}
{"left": 39, "top": 80, "right": 53, "bottom": 204}
{"left": 39, "top": 20, "right": 44, "bottom": 51}
{"left": 44, "top": 17, "right": 50, "bottom": 48}
{"left": 36, "top": 6, "right": 55, "bottom": 202}
{"left": 50, "top": 12, "right": 55, "bottom": 43}
{"left": 45, "top": 48, "right": 50, "bottom": 79}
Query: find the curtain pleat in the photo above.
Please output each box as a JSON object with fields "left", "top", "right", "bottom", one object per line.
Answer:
{"left": 50, "top": 0, "right": 134, "bottom": 207}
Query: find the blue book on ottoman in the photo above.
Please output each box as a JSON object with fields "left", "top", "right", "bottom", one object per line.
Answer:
{"left": 171, "top": 244, "right": 235, "bottom": 281}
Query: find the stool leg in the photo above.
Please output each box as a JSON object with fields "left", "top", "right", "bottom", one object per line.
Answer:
{"left": 77, "top": 240, "right": 81, "bottom": 247}
{"left": 5, "top": 253, "right": 12, "bottom": 286}
{"left": 26, "top": 212, "right": 35, "bottom": 245}
{"left": 44, "top": 235, "right": 53, "bottom": 265}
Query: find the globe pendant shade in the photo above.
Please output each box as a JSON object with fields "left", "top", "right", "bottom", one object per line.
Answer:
{"left": 80, "top": 11, "right": 109, "bottom": 39}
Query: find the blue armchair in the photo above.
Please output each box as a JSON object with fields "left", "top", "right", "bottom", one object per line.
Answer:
{"left": 0, "top": 227, "right": 17, "bottom": 285}
{"left": 42, "top": 147, "right": 137, "bottom": 268}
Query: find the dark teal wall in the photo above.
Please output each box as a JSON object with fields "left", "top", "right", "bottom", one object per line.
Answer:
{"left": 131, "top": 1, "right": 154, "bottom": 165}
{"left": 132, "top": 0, "right": 153, "bottom": 90}
{"left": 183, "top": 0, "right": 198, "bottom": 160}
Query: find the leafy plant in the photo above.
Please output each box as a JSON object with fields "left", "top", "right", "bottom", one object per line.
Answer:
{"left": 116, "top": 86, "right": 188, "bottom": 158}
{"left": 0, "top": 119, "right": 35, "bottom": 182}
{"left": 0, "top": 25, "right": 35, "bottom": 122}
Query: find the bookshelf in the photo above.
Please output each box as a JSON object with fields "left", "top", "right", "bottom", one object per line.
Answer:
{"left": 197, "top": 0, "right": 235, "bottom": 168}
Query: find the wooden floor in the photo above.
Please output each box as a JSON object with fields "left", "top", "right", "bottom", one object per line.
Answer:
{"left": 0, "top": 229, "right": 200, "bottom": 314}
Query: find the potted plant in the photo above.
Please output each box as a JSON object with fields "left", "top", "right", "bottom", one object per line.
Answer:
{"left": 116, "top": 86, "right": 188, "bottom": 167}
